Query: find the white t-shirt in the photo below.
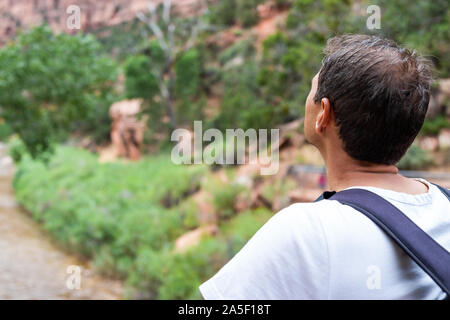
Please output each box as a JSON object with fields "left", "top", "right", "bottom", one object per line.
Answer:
{"left": 199, "top": 179, "right": 450, "bottom": 300}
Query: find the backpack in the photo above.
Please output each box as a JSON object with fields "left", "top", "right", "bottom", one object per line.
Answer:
{"left": 316, "top": 183, "right": 450, "bottom": 299}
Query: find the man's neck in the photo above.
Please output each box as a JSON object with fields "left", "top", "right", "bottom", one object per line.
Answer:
{"left": 322, "top": 146, "right": 428, "bottom": 194}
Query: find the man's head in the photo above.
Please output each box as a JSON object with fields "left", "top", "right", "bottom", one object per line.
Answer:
{"left": 304, "top": 34, "right": 432, "bottom": 165}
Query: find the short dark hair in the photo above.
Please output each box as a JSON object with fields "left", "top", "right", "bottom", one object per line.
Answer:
{"left": 314, "top": 34, "right": 432, "bottom": 165}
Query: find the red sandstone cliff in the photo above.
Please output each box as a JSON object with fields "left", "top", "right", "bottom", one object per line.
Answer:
{"left": 0, "top": 0, "right": 205, "bottom": 45}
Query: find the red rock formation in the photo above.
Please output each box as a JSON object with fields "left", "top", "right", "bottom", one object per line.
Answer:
{"left": 0, "top": 0, "right": 206, "bottom": 45}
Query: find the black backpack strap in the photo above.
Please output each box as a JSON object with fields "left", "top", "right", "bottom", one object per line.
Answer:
{"left": 328, "top": 188, "right": 450, "bottom": 298}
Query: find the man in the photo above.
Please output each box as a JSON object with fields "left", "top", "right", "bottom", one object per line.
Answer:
{"left": 199, "top": 35, "right": 450, "bottom": 299}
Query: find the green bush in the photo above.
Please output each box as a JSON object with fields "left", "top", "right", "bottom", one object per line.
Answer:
{"left": 397, "top": 144, "right": 434, "bottom": 170}
{"left": 178, "top": 198, "right": 201, "bottom": 230}
{"left": 212, "top": 182, "right": 246, "bottom": 220}
{"left": 218, "top": 38, "right": 256, "bottom": 66}
{"left": 261, "top": 177, "right": 297, "bottom": 204}
{"left": 274, "top": 0, "right": 294, "bottom": 8}
{"left": 124, "top": 54, "right": 159, "bottom": 100}
{"left": 13, "top": 145, "right": 273, "bottom": 299}
{"left": 13, "top": 146, "right": 206, "bottom": 296}
{"left": 208, "top": 0, "right": 264, "bottom": 28}
{"left": 211, "top": 60, "right": 283, "bottom": 131}
{"left": 8, "top": 137, "right": 28, "bottom": 164}
{"left": 221, "top": 208, "right": 273, "bottom": 256}
{"left": 129, "top": 208, "right": 273, "bottom": 299}
{"left": 420, "top": 116, "right": 450, "bottom": 136}
{"left": 175, "top": 49, "right": 201, "bottom": 98}
{"left": 236, "top": 0, "right": 264, "bottom": 28}
{"left": 208, "top": 0, "right": 237, "bottom": 27}
{"left": 0, "top": 121, "right": 12, "bottom": 141}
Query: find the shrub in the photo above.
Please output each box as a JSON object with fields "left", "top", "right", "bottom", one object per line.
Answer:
{"left": 124, "top": 54, "right": 160, "bottom": 100}
{"left": 236, "top": 0, "right": 263, "bottom": 28}
{"left": 221, "top": 208, "right": 273, "bottom": 256}
{"left": 175, "top": 49, "right": 201, "bottom": 98}
{"left": 420, "top": 116, "right": 450, "bottom": 136}
{"left": 178, "top": 198, "right": 200, "bottom": 230}
{"left": 13, "top": 145, "right": 277, "bottom": 298}
{"left": 261, "top": 177, "right": 297, "bottom": 204}
{"left": 0, "top": 120, "right": 12, "bottom": 141}
{"left": 218, "top": 38, "right": 256, "bottom": 66}
{"left": 213, "top": 182, "right": 246, "bottom": 220}
{"left": 8, "top": 137, "right": 28, "bottom": 164}
{"left": 397, "top": 144, "right": 434, "bottom": 170}
{"left": 208, "top": 0, "right": 237, "bottom": 27}
{"left": 208, "top": 0, "right": 264, "bottom": 28}
{"left": 13, "top": 146, "right": 207, "bottom": 297}
{"left": 211, "top": 61, "right": 283, "bottom": 131}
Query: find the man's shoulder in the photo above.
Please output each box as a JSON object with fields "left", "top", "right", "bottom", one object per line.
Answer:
{"left": 268, "top": 199, "right": 351, "bottom": 242}
{"left": 275, "top": 198, "right": 350, "bottom": 225}
{"left": 273, "top": 198, "right": 383, "bottom": 245}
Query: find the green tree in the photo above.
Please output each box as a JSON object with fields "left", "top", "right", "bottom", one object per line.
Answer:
{"left": 135, "top": 0, "right": 208, "bottom": 129}
{"left": 0, "top": 25, "right": 118, "bottom": 157}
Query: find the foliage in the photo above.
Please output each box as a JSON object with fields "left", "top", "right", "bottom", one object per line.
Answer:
{"left": 130, "top": 238, "right": 228, "bottom": 299}
{"left": 208, "top": 0, "right": 237, "bottom": 27}
{"left": 208, "top": 0, "right": 265, "bottom": 28}
{"left": 133, "top": 2, "right": 211, "bottom": 130}
{"left": 371, "top": 0, "right": 450, "bottom": 77}
{"left": 420, "top": 116, "right": 450, "bottom": 136}
{"left": 213, "top": 182, "right": 246, "bottom": 220}
{"left": 218, "top": 37, "right": 256, "bottom": 66}
{"left": 0, "top": 120, "right": 12, "bottom": 141}
{"left": 261, "top": 177, "right": 297, "bottom": 204}
{"left": 124, "top": 45, "right": 204, "bottom": 135}
{"left": 175, "top": 49, "right": 201, "bottom": 98}
{"left": 0, "top": 25, "right": 118, "bottom": 157}
{"left": 397, "top": 144, "right": 434, "bottom": 170}
{"left": 13, "top": 146, "right": 206, "bottom": 296}
{"left": 274, "top": 0, "right": 294, "bottom": 8}
{"left": 8, "top": 137, "right": 27, "bottom": 164}
{"left": 94, "top": 18, "right": 150, "bottom": 61}
{"left": 124, "top": 54, "right": 160, "bottom": 100}
{"left": 211, "top": 54, "right": 284, "bottom": 131}
{"left": 128, "top": 207, "right": 273, "bottom": 299}
{"left": 221, "top": 208, "right": 273, "bottom": 255}
{"left": 178, "top": 198, "right": 200, "bottom": 230}
{"left": 236, "top": 0, "right": 265, "bottom": 28}
{"left": 13, "top": 145, "right": 274, "bottom": 299}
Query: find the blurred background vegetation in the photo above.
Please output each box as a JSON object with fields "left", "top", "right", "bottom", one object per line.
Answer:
{"left": 0, "top": 0, "right": 449, "bottom": 299}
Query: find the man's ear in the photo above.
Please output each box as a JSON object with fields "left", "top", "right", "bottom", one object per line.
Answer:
{"left": 315, "top": 98, "right": 332, "bottom": 134}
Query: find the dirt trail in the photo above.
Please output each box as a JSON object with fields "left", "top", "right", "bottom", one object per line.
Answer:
{"left": 0, "top": 143, "right": 123, "bottom": 300}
